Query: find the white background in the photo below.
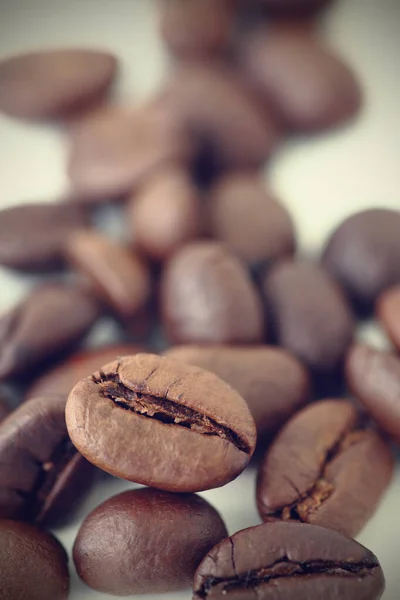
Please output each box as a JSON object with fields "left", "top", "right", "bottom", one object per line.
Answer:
{"left": 0, "top": 1, "right": 400, "bottom": 599}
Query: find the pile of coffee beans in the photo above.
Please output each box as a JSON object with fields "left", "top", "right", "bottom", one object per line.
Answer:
{"left": 0, "top": 1, "right": 397, "bottom": 598}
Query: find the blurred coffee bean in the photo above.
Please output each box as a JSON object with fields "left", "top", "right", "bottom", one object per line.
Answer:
{"left": 322, "top": 209, "right": 400, "bottom": 310}
{"left": 127, "top": 167, "right": 202, "bottom": 261}
{"left": 346, "top": 343, "right": 400, "bottom": 444}
{"left": 0, "top": 202, "right": 88, "bottom": 272}
{"left": 161, "top": 241, "right": 264, "bottom": 344}
{"left": 262, "top": 260, "right": 354, "bottom": 372}
{"left": 377, "top": 285, "right": 400, "bottom": 350}
{"left": 0, "top": 48, "right": 117, "bottom": 120}
{"left": 0, "top": 282, "right": 101, "bottom": 380}
{"left": 65, "top": 230, "right": 152, "bottom": 319}
{"left": 240, "top": 25, "right": 361, "bottom": 132}
{"left": 160, "top": 64, "right": 280, "bottom": 170}
{"left": 164, "top": 345, "right": 310, "bottom": 443}
{"left": 0, "top": 398, "right": 10, "bottom": 423}
{"left": 158, "top": 0, "right": 234, "bottom": 60}
{"left": 209, "top": 172, "right": 295, "bottom": 268}
{"left": 68, "top": 104, "right": 191, "bottom": 199}
{"left": 253, "top": 0, "right": 333, "bottom": 16}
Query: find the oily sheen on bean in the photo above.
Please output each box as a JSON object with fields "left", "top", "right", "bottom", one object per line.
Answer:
{"left": 193, "top": 521, "right": 385, "bottom": 600}
{"left": 256, "top": 400, "right": 393, "bottom": 537}
{"left": 66, "top": 353, "right": 256, "bottom": 492}
{"left": 73, "top": 488, "right": 228, "bottom": 595}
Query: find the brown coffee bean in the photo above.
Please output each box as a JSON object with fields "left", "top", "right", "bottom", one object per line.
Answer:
{"left": 376, "top": 285, "right": 400, "bottom": 350}
{"left": 159, "top": 0, "right": 234, "bottom": 60}
{"left": 322, "top": 209, "right": 400, "bottom": 309}
{"left": 0, "top": 519, "right": 69, "bottom": 600}
{"left": 0, "top": 202, "right": 88, "bottom": 272}
{"left": 209, "top": 172, "right": 295, "bottom": 267}
{"left": 256, "top": 400, "right": 393, "bottom": 538}
{"left": 73, "top": 487, "right": 228, "bottom": 595}
{"left": 127, "top": 167, "right": 202, "bottom": 261}
{"left": 0, "top": 283, "right": 100, "bottom": 380}
{"left": 256, "top": 0, "right": 333, "bottom": 16}
{"left": 346, "top": 344, "right": 400, "bottom": 444}
{"left": 161, "top": 64, "right": 280, "bottom": 169}
{"left": 0, "top": 48, "right": 117, "bottom": 120}
{"left": 65, "top": 230, "right": 152, "bottom": 319}
{"left": 164, "top": 345, "right": 310, "bottom": 443}
{"left": 240, "top": 25, "right": 361, "bottom": 132}
{"left": 262, "top": 260, "right": 354, "bottom": 372}
{"left": 161, "top": 241, "right": 264, "bottom": 344}
{"left": 0, "top": 395, "right": 96, "bottom": 526}
{"left": 193, "top": 521, "right": 385, "bottom": 600}
{"left": 68, "top": 104, "right": 191, "bottom": 198}
{"left": 66, "top": 353, "right": 256, "bottom": 492}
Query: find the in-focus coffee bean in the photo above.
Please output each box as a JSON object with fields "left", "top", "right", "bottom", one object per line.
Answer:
{"left": 66, "top": 353, "right": 256, "bottom": 492}
{"left": 161, "top": 241, "right": 264, "bottom": 344}
{"left": 376, "top": 285, "right": 400, "bottom": 351}
{"left": 256, "top": 399, "right": 393, "bottom": 537}
{"left": 0, "top": 48, "right": 117, "bottom": 120}
{"left": 346, "top": 343, "right": 400, "bottom": 444}
{"left": 0, "top": 395, "right": 95, "bottom": 526}
{"left": 0, "top": 282, "right": 101, "bottom": 380}
{"left": 0, "top": 519, "right": 69, "bottom": 600}
{"left": 73, "top": 487, "right": 228, "bottom": 595}
{"left": 193, "top": 521, "right": 385, "bottom": 600}
{"left": 164, "top": 345, "right": 310, "bottom": 444}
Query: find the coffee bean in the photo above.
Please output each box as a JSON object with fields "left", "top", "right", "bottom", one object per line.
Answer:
{"left": 255, "top": 0, "right": 333, "bottom": 16}
{"left": 0, "top": 398, "right": 10, "bottom": 423}
{"left": 159, "top": 0, "right": 234, "bottom": 60}
{"left": 0, "top": 202, "right": 88, "bottom": 272}
{"left": 240, "top": 25, "right": 361, "bottom": 131}
{"left": 0, "top": 395, "right": 95, "bottom": 526}
{"left": 208, "top": 173, "right": 295, "bottom": 268}
{"left": 0, "top": 48, "right": 117, "bottom": 120}
{"left": 68, "top": 104, "right": 191, "bottom": 198}
{"left": 26, "top": 343, "right": 144, "bottom": 401}
{"left": 376, "top": 285, "right": 400, "bottom": 350}
{"left": 193, "top": 521, "right": 385, "bottom": 600}
{"left": 346, "top": 343, "right": 400, "bottom": 444}
{"left": 65, "top": 230, "right": 152, "bottom": 320}
{"left": 322, "top": 209, "right": 400, "bottom": 310}
{"left": 66, "top": 353, "right": 256, "bottom": 491}
{"left": 164, "top": 345, "right": 310, "bottom": 443}
{"left": 0, "top": 283, "right": 101, "bottom": 380}
{"left": 0, "top": 519, "right": 69, "bottom": 600}
{"left": 161, "top": 64, "right": 280, "bottom": 170}
{"left": 262, "top": 260, "right": 354, "bottom": 372}
{"left": 127, "top": 167, "right": 202, "bottom": 261}
{"left": 73, "top": 487, "right": 228, "bottom": 595}
{"left": 161, "top": 241, "right": 264, "bottom": 344}
{"left": 256, "top": 400, "right": 393, "bottom": 537}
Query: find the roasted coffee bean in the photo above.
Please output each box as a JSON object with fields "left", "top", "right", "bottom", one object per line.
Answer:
{"left": 0, "top": 283, "right": 100, "bottom": 380}
{"left": 346, "top": 343, "right": 400, "bottom": 444}
{"left": 127, "top": 167, "right": 202, "bottom": 261}
{"left": 262, "top": 260, "right": 354, "bottom": 372}
{"left": 240, "top": 25, "right": 361, "bottom": 132}
{"left": 164, "top": 345, "right": 310, "bottom": 443}
{"left": 159, "top": 0, "right": 234, "bottom": 60}
{"left": 161, "top": 241, "right": 264, "bottom": 344}
{"left": 26, "top": 343, "right": 144, "bottom": 401}
{"left": 0, "top": 202, "right": 88, "bottom": 272}
{"left": 0, "top": 395, "right": 95, "bottom": 526}
{"left": 161, "top": 64, "right": 280, "bottom": 170}
{"left": 0, "top": 519, "right": 69, "bottom": 600}
{"left": 193, "top": 521, "right": 385, "bottom": 600}
{"left": 376, "top": 285, "right": 400, "bottom": 350}
{"left": 73, "top": 487, "right": 228, "bottom": 595}
{"left": 0, "top": 48, "right": 117, "bottom": 120}
{"left": 322, "top": 209, "right": 400, "bottom": 309}
{"left": 255, "top": 0, "right": 333, "bottom": 16}
{"left": 256, "top": 400, "right": 393, "bottom": 537}
{"left": 66, "top": 353, "right": 256, "bottom": 492}
{"left": 65, "top": 230, "right": 152, "bottom": 319}
{"left": 209, "top": 173, "right": 295, "bottom": 268}
{"left": 68, "top": 104, "right": 190, "bottom": 198}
